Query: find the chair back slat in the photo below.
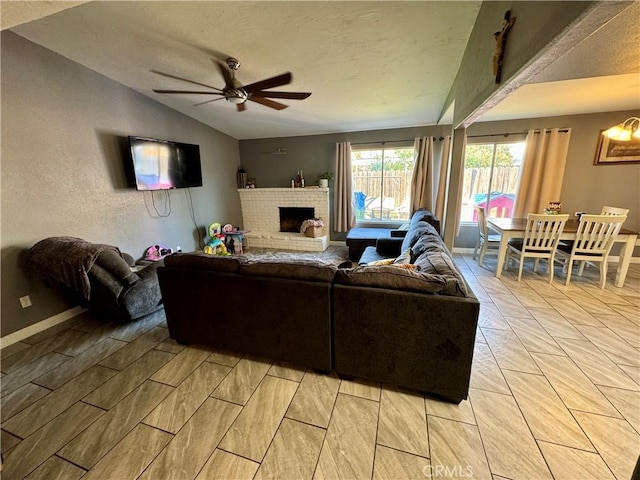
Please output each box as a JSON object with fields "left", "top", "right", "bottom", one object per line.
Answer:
{"left": 574, "top": 214, "right": 627, "bottom": 255}
{"left": 523, "top": 214, "right": 569, "bottom": 252}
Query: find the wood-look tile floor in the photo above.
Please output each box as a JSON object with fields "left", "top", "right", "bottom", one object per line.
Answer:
{"left": 2, "top": 252, "right": 639, "bottom": 479}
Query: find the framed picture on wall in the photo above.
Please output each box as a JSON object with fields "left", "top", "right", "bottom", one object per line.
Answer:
{"left": 594, "top": 131, "right": 640, "bottom": 165}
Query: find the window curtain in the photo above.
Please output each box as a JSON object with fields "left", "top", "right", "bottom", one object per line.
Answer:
{"left": 513, "top": 128, "right": 571, "bottom": 217}
{"left": 434, "top": 135, "right": 451, "bottom": 221}
{"left": 409, "top": 136, "right": 435, "bottom": 213}
{"left": 334, "top": 141, "right": 355, "bottom": 232}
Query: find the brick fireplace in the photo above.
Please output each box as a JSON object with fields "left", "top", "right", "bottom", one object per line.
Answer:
{"left": 238, "top": 187, "right": 330, "bottom": 251}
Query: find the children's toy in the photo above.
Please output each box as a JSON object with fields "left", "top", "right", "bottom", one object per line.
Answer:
{"left": 144, "top": 244, "right": 172, "bottom": 261}
{"left": 205, "top": 222, "right": 230, "bottom": 256}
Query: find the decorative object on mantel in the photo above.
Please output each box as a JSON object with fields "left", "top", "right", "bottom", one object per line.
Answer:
{"left": 294, "top": 170, "right": 305, "bottom": 188}
{"left": 492, "top": 10, "right": 516, "bottom": 84}
{"left": 603, "top": 117, "right": 640, "bottom": 141}
{"left": 317, "top": 171, "right": 333, "bottom": 188}
{"left": 300, "top": 218, "right": 325, "bottom": 238}
{"left": 236, "top": 166, "right": 248, "bottom": 188}
{"left": 246, "top": 178, "right": 256, "bottom": 188}
{"left": 595, "top": 122, "right": 640, "bottom": 165}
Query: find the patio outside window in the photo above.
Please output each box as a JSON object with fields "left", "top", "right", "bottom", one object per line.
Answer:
{"left": 461, "top": 141, "right": 526, "bottom": 223}
{"left": 351, "top": 145, "right": 415, "bottom": 222}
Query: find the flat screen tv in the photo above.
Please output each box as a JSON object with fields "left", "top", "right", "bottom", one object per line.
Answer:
{"left": 128, "top": 136, "right": 203, "bottom": 190}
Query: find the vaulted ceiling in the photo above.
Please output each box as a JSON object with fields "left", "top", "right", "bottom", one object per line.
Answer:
{"left": 3, "top": 1, "right": 639, "bottom": 139}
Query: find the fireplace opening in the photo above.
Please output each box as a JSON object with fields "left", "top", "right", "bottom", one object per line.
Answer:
{"left": 279, "top": 207, "right": 315, "bottom": 232}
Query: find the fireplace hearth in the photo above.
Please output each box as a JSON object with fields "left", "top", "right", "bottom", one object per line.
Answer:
{"left": 279, "top": 207, "right": 314, "bottom": 232}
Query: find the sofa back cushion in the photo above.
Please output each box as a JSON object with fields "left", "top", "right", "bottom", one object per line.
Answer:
{"left": 413, "top": 251, "right": 469, "bottom": 297}
{"left": 410, "top": 209, "right": 441, "bottom": 234}
{"left": 401, "top": 221, "right": 440, "bottom": 253}
{"left": 410, "top": 233, "right": 447, "bottom": 261}
{"left": 334, "top": 264, "right": 471, "bottom": 297}
{"left": 164, "top": 253, "right": 246, "bottom": 272}
{"left": 240, "top": 259, "right": 337, "bottom": 283}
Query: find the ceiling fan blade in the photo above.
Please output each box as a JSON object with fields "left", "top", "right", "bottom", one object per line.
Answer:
{"left": 153, "top": 89, "right": 224, "bottom": 95}
{"left": 251, "top": 91, "right": 311, "bottom": 100}
{"left": 243, "top": 72, "right": 292, "bottom": 94}
{"left": 151, "top": 70, "right": 222, "bottom": 91}
{"left": 237, "top": 103, "right": 247, "bottom": 112}
{"left": 248, "top": 96, "right": 288, "bottom": 110}
{"left": 215, "top": 60, "right": 234, "bottom": 88}
{"left": 193, "top": 97, "right": 226, "bottom": 107}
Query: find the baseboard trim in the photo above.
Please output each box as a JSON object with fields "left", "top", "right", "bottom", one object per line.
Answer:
{"left": 0, "top": 306, "right": 87, "bottom": 349}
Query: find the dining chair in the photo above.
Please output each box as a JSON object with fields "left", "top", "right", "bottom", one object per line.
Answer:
{"left": 506, "top": 213, "right": 569, "bottom": 283}
{"left": 472, "top": 205, "right": 501, "bottom": 266}
{"left": 601, "top": 205, "right": 630, "bottom": 216}
{"left": 568, "top": 206, "right": 629, "bottom": 271}
{"left": 556, "top": 213, "right": 627, "bottom": 289}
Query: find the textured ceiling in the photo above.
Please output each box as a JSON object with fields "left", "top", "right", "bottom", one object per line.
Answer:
{"left": 5, "top": 1, "right": 640, "bottom": 139}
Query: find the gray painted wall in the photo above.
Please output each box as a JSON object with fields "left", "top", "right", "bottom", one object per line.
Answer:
{"left": 1, "top": 32, "right": 241, "bottom": 337}
{"left": 239, "top": 125, "right": 451, "bottom": 241}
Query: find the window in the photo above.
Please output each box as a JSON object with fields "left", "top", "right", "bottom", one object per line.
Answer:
{"left": 460, "top": 141, "right": 526, "bottom": 222}
{"left": 351, "top": 145, "right": 415, "bottom": 221}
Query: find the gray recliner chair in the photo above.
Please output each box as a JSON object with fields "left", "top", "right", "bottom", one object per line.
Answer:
{"left": 88, "top": 249, "right": 164, "bottom": 321}
{"left": 29, "top": 237, "right": 164, "bottom": 321}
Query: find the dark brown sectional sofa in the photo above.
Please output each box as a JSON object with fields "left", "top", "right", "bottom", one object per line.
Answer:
{"left": 158, "top": 210, "right": 479, "bottom": 403}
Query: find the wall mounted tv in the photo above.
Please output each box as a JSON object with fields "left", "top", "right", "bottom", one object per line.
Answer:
{"left": 128, "top": 136, "right": 203, "bottom": 190}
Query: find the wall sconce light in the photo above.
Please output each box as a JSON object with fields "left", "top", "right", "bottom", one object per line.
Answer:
{"left": 602, "top": 117, "right": 640, "bottom": 141}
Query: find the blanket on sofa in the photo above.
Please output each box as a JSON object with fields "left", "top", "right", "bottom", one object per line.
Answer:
{"left": 29, "top": 236, "right": 123, "bottom": 301}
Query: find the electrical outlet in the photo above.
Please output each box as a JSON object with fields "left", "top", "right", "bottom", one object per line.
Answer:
{"left": 19, "top": 295, "right": 32, "bottom": 308}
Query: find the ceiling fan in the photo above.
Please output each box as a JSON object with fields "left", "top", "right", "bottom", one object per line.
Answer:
{"left": 152, "top": 57, "right": 311, "bottom": 112}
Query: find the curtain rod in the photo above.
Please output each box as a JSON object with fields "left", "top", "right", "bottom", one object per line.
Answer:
{"left": 350, "top": 136, "right": 446, "bottom": 146}
{"left": 467, "top": 128, "right": 570, "bottom": 139}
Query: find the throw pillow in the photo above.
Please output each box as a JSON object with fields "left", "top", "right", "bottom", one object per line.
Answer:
{"left": 368, "top": 249, "right": 414, "bottom": 268}
{"left": 368, "top": 258, "right": 395, "bottom": 266}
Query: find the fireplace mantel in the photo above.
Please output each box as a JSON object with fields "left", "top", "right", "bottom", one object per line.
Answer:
{"left": 238, "top": 187, "right": 330, "bottom": 251}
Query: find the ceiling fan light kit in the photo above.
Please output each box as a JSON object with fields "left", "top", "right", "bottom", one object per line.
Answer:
{"left": 152, "top": 57, "right": 311, "bottom": 112}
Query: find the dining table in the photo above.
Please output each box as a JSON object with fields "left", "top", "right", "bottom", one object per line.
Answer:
{"left": 487, "top": 217, "right": 639, "bottom": 287}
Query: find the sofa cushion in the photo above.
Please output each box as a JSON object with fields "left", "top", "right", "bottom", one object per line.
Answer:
{"left": 164, "top": 252, "right": 246, "bottom": 272}
{"left": 401, "top": 221, "right": 440, "bottom": 253}
{"left": 413, "top": 252, "right": 469, "bottom": 297}
{"left": 410, "top": 233, "right": 447, "bottom": 261}
{"left": 410, "top": 209, "right": 441, "bottom": 233}
{"left": 334, "top": 265, "right": 458, "bottom": 295}
{"left": 240, "top": 259, "right": 337, "bottom": 283}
